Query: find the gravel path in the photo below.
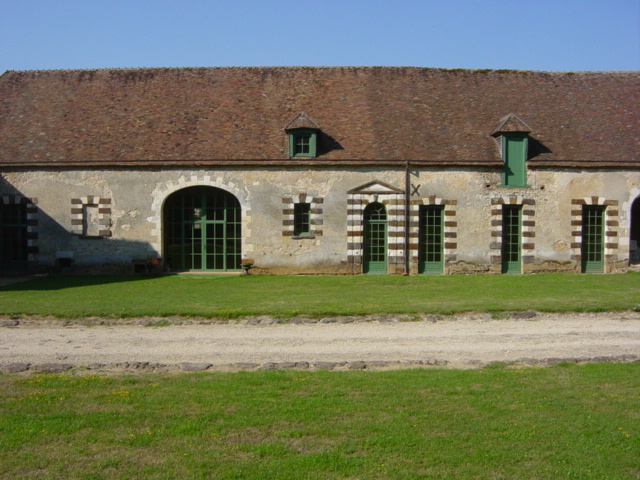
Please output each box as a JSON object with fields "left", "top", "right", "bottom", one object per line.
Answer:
{"left": 1, "top": 311, "right": 639, "bottom": 374}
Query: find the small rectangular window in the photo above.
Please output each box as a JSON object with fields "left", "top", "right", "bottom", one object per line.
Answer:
{"left": 289, "top": 129, "right": 317, "bottom": 158}
{"left": 83, "top": 204, "right": 101, "bottom": 237}
{"left": 293, "top": 203, "right": 311, "bottom": 236}
{"left": 295, "top": 134, "right": 311, "bottom": 155}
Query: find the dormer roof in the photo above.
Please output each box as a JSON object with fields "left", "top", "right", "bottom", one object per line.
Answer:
{"left": 492, "top": 113, "right": 532, "bottom": 136}
{"left": 285, "top": 112, "right": 320, "bottom": 131}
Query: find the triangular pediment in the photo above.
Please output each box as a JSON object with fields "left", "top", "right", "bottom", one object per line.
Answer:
{"left": 348, "top": 180, "right": 403, "bottom": 195}
{"left": 492, "top": 113, "right": 532, "bottom": 136}
{"left": 284, "top": 112, "right": 320, "bottom": 131}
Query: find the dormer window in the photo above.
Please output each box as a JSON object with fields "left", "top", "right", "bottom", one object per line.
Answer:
{"left": 492, "top": 113, "right": 532, "bottom": 188}
{"left": 290, "top": 128, "right": 316, "bottom": 158}
{"left": 285, "top": 112, "right": 320, "bottom": 159}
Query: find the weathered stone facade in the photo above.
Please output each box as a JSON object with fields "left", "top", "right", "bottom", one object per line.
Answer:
{"left": 1, "top": 166, "right": 637, "bottom": 274}
{"left": 1, "top": 67, "right": 638, "bottom": 274}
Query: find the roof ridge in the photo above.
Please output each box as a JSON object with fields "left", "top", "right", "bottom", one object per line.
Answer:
{"left": 3, "top": 66, "right": 639, "bottom": 76}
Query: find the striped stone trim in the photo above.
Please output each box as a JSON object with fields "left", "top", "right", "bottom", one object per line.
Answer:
{"left": 282, "top": 193, "right": 323, "bottom": 237}
{"left": 570, "top": 197, "right": 619, "bottom": 263}
{"left": 70, "top": 196, "right": 112, "bottom": 237}
{"left": 347, "top": 191, "right": 406, "bottom": 273}
{"left": 408, "top": 196, "right": 457, "bottom": 265}
{"left": 489, "top": 196, "right": 536, "bottom": 266}
{"left": 621, "top": 188, "right": 640, "bottom": 261}
{"left": 1, "top": 195, "right": 39, "bottom": 257}
{"left": 150, "top": 174, "right": 251, "bottom": 257}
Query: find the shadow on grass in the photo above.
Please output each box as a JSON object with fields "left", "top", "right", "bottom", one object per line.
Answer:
{"left": 0, "top": 274, "right": 171, "bottom": 292}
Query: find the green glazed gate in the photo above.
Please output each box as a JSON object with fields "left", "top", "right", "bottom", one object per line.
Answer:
{"left": 581, "top": 205, "right": 605, "bottom": 273}
{"left": 164, "top": 187, "right": 241, "bottom": 272}
{"left": 418, "top": 205, "right": 444, "bottom": 274}
{"left": 501, "top": 205, "right": 522, "bottom": 274}
{"left": 363, "top": 202, "right": 387, "bottom": 274}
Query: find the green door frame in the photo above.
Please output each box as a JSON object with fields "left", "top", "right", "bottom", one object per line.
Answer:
{"left": 501, "top": 205, "right": 522, "bottom": 274}
{"left": 363, "top": 202, "right": 388, "bottom": 274}
{"left": 164, "top": 187, "right": 241, "bottom": 272}
{"left": 418, "top": 205, "right": 444, "bottom": 274}
{"left": 581, "top": 205, "right": 605, "bottom": 273}
{"left": 0, "top": 203, "right": 29, "bottom": 274}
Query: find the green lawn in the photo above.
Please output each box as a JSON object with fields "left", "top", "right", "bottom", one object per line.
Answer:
{"left": 1, "top": 364, "right": 638, "bottom": 479}
{"left": 0, "top": 272, "right": 639, "bottom": 319}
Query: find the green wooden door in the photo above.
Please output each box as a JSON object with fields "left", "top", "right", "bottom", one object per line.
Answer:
{"left": 0, "top": 203, "right": 29, "bottom": 274}
{"left": 363, "top": 203, "right": 387, "bottom": 274}
{"left": 164, "top": 187, "right": 241, "bottom": 271}
{"left": 418, "top": 205, "right": 444, "bottom": 274}
{"left": 501, "top": 205, "right": 521, "bottom": 274}
{"left": 502, "top": 135, "right": 528, "bottom": 187}
{"left": 581, "top": 206, "right": 605, "bottom": 273}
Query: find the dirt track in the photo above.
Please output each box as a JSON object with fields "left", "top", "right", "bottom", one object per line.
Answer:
{"left": 1, "top": 311, "right": 639, "bottom": 373}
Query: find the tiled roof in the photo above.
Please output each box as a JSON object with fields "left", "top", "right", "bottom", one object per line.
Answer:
{"left": 0, "top": 67, "right": 638, "bottom": 166}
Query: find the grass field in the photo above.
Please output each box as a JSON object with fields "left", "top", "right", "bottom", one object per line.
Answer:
{"left": 1, "top": 272, "right": 639, "bottom": 319}
{"left": 1, "top": 364, "right": 638, "bottom": 479}
{"left": 2, "top": 274, "right": 638, "bottom": 478}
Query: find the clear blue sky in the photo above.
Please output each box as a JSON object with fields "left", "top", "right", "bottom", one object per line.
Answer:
{"left": 1, "top": 0, "right": 639, "bottom": 73}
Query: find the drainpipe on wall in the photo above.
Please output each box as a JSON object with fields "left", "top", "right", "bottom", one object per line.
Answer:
{"left": 404, "top": 160, "right": 411, "bottom": 275}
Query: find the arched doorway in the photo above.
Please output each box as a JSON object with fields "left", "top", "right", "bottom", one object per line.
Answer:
{"left": 631, "top": 196, "right": 640, "bottom": 264}
{"left": 163, "top": 186, "right": 241, "bottom": 272}
{"left": 0, "top": 202, "right": 28, "bottom": 274}
{"left": 363, "top": 202, "right": 387, "bottom": 274}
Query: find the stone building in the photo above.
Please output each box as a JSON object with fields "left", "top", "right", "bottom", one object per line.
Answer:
{"left": 0, "top": 67, "right": 638, "bottom": 275}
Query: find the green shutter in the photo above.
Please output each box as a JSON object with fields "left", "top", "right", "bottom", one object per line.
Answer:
{"left": 581, "top": 206, "right": 605, "bottom": 273}
{"left": 418, "top": 205, "right": 444, "bottom": 274}
{"left": 501, "top": 135, "right": 529, "bottom": 188}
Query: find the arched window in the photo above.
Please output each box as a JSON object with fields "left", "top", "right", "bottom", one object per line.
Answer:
{"left": 163, "top": 187, "right": 241, "bottom": 271}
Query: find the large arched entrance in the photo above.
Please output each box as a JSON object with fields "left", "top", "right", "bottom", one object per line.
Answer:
{"left": 631, "top": 196, "right": 640, "bottom": 264}
{"left": 163, "top": 186, "right": 241, "bottom": 272}
{"left": 363, "top": 202, "right": 388, "bottom": 274}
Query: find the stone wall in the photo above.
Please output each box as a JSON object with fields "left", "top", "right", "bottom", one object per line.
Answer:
{"left": 1, "top": 166, "right": 637, "bottom": 274}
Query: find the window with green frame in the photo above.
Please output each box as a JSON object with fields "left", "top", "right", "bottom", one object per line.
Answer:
{"left": 418, "top": 205, "right": 444, "bottom": 274}
{"left": 501, "top": 205, "right": 522, "bottom": 274}
{"left": 500, "top": 134, "right": 529, "bottom": 188}
{"left": 289, "top": 129, "right": 317, "bottom": 158}
{"left": 293, "top": 203, "right": 311, "bottom": 236}
{"left": 581, "top": 205, "right": 605, "bottom": 273}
